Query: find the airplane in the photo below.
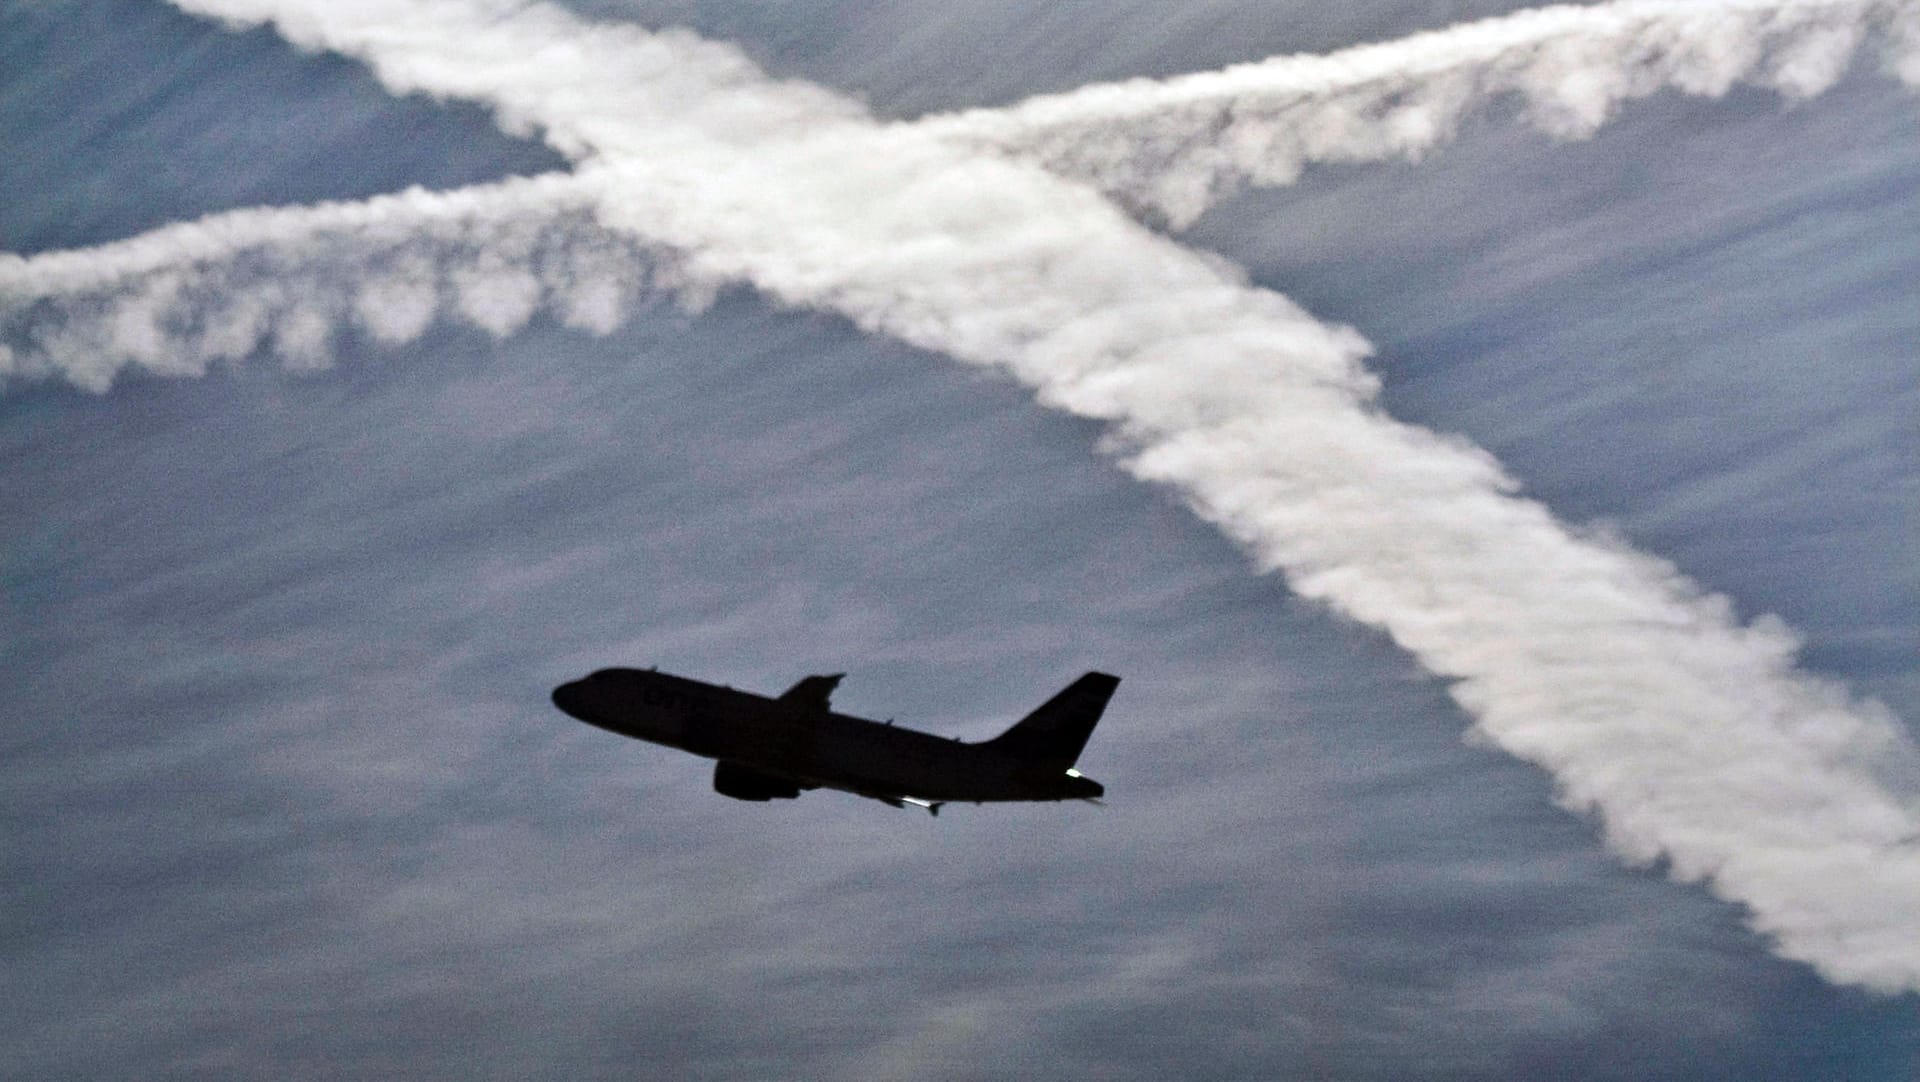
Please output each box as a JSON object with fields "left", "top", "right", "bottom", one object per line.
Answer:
{"left": 550, "top": 667, "right": 1117, "bottom": 815}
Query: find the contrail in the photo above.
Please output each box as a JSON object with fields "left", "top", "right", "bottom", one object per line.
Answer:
{"left": 0, "top": 173, "right": 660, "bottom": 389}
{"left": 6, "top": 0, "right": 1919, "bottom": 992}
{"left": 921, "top": 0, "right": 1920, "bottom": 226}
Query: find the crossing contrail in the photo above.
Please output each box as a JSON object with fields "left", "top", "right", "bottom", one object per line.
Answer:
{"left": 10, "top": 1, "right": 1918, "bottom": 382}
{"left": 4, "top": 0, "right": 1918, "bottom": 992}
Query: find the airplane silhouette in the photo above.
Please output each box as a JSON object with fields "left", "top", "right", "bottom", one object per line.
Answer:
{"left": 552, "top": 667, "right": 1116, "bottom": 815}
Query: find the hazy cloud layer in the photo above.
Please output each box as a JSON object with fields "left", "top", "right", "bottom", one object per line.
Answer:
{"left": 8, "top": 296, "right": 1891, "bottom": 1078}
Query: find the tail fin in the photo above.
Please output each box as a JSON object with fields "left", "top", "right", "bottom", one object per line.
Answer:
{"left": 982, "top": 672, "right": 1119, "bottom": 766}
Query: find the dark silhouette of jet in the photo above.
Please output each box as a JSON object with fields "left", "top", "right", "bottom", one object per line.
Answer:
{"left": 551, "top": 667, "right": 1117, "bottom": 814}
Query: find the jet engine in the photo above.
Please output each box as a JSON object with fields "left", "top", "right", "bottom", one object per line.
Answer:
{"left": 713, "top": 760, "right": 802, "bottom": 801}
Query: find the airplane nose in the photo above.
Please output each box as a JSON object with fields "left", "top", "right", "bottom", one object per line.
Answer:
{"left": 551, "top": 681, "right": 585, "bottom": 719}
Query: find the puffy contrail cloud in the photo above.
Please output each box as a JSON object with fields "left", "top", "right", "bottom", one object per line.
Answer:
{"left": 0, "top": 172, "right": 669, "bottom": 389}
{"left": 6, "top": 0, "right": 1919, "bottom": 992}
{"left": 922, "top": 0, "right": 1920, "bottom": 226}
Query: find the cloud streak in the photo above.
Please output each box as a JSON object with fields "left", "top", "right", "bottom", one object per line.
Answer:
{"left": 0, "top": 170, "right": 718, "bottom": 388}
{"left": 922, "top": 0, "right": 1920, "bottom": 226}
{"left": 6, "top": 0, "right": 1919, "bottom": 992}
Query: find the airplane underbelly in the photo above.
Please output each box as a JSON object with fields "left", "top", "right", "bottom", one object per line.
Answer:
{"left": 808, "top": 739, "right": 984, "bottom": 799}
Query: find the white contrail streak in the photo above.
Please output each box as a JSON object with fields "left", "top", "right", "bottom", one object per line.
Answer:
{"left": 922, "top": 0, "right": 1920, "bottom": 226}
{"left": 0, "top": 171, "right": 715, "bottom": 388}
{"left": 5, "top": 0, "right": 1918, "bottom": 991}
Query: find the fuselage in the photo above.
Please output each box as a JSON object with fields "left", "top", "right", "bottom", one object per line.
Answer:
{"left": 551, "top": 667, "right": 1104, "bottom": 805}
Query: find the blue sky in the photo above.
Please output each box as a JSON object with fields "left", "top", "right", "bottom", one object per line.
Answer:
{"left": 3, "top": 1, "right": 1916, "bottom": 1077}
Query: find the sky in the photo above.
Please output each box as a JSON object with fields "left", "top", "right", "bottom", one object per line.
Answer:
{"left": 2, "top": 0, "right": 1917, "bottom": 1078}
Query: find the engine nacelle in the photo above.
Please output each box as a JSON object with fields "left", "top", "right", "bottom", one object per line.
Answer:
{"left": 713, "top": 760, "right": 802, "bottom": 801}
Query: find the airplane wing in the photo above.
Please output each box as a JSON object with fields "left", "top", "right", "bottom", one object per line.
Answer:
{"left": 777, "top": 673, "right": 844, "bottom": 712}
